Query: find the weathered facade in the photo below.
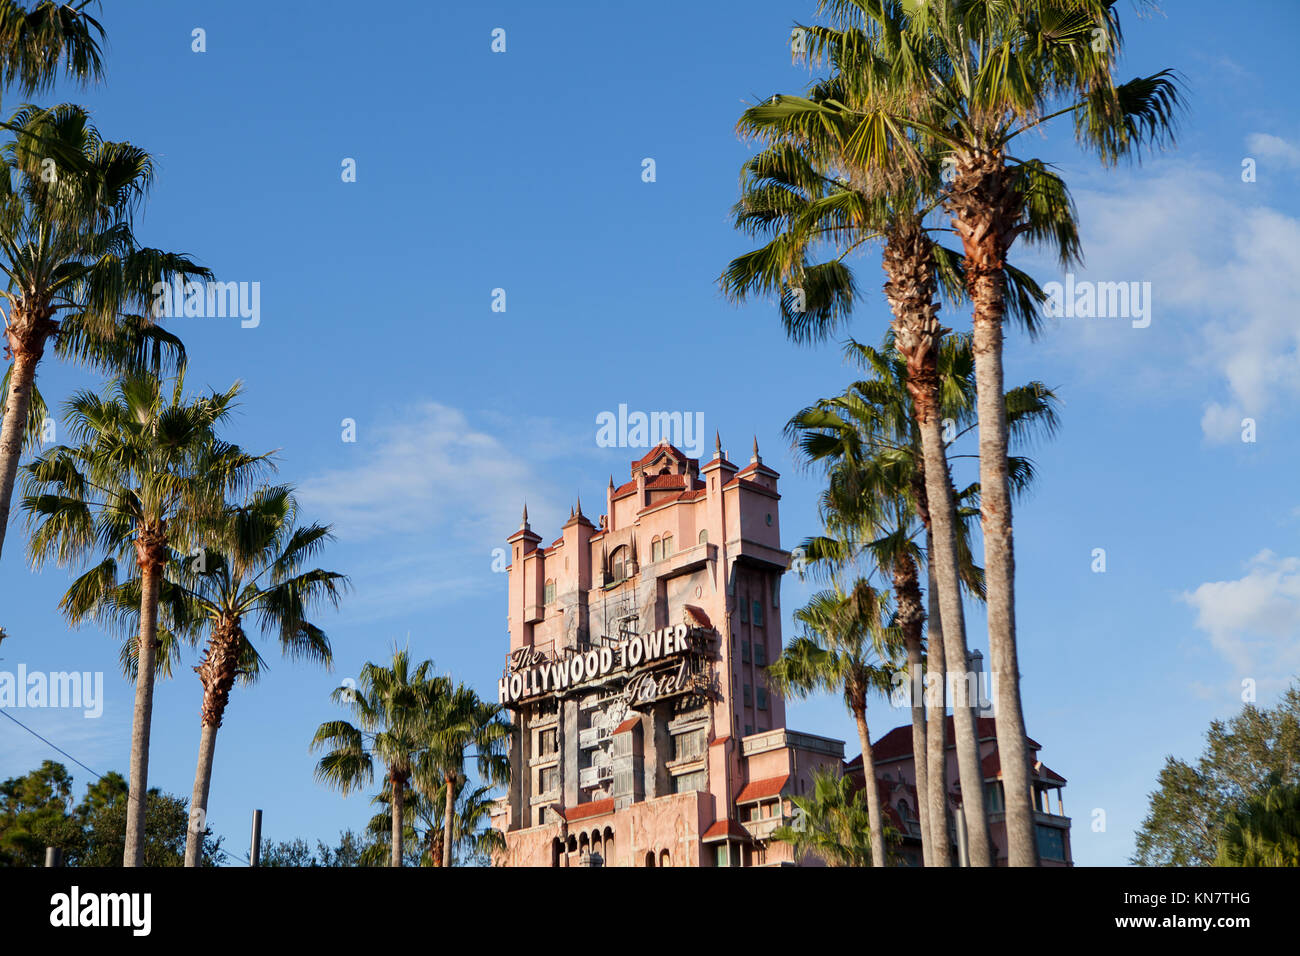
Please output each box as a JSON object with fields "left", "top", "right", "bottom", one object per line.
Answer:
{"left": 491, "top": 438, "right": 844, "bottom": 866}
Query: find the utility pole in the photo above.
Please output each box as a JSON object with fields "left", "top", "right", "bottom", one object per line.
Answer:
{"left": 249, "top": 809, "right": 262, "bottom": 867}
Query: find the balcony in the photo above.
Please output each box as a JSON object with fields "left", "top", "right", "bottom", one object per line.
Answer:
{"left": 579, "top": 763, "right": 613, "bottom": 789}
{"left": 579, "top": 726, "right": 611, "bottom": 749}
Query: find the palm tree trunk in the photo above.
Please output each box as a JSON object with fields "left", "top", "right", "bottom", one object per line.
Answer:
{"left": 924, "top": 546, "right": 951, "bottom": 866}
{"left": 947, "top": 152, "right": 1039, "bottom": 867}
{"left": 886, "top": 223, "right": 991, "bottom": 865}
{"left": 892, "top": 553, "right": 930, "bottom": 864}
{"left": 124, "top": 528, "right": 167, "bottom": 867}
{"left": 391, "top": 771, "right": 405, "bottom": 867}
{"left": 852, "top": 704, "right": 887, "bottom": 867}
{"left": 442, "top": 772, "right": 456, "bottom": 867}
{"left": 970, "top": 265, "right": 1038, "bottom": 867}
{"left": 0, "top": 345, "right": 41, "bottom": 563}
{"left": 184, "top": 618, "right": 244, "bottom": 867}
{"left": 916, "top": 410, "right": 991, "bottom": 865}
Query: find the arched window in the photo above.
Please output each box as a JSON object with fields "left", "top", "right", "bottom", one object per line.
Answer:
{"left": 645, "top": 851, "right": 655, "bottom": 868}
{"left": 610, "top": 547, "right": 629, "bottom": 582}
{"left": 544, "top": 579, "right": 556, "bottom": 604}
{"left": 659, "top": 849, "right": 672, "bottom": 867}
{"left": 651, "top": 536, "right": 662, "bottom": 563}
{"left": 698, "top": 529, "right": 708, "bottom": 545}
{"left": 661, "top": 535, "right": 672, "bottom": 558}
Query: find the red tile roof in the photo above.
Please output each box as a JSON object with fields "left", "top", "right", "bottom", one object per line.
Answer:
{"left": 702, "top": 819, "right": 750, "bottom": 841}
{"left": 847, "top": 718, "right": 1041, "bottom": 767}
{"left": 614, "top": 717, "right": 639, "bottom": 734}
{"left": 736, "top": 774, "right": 788, "bottom": 803}
{"left": 981, "top": 752, "right": 1068, "bottom": 784}
{"left": 710, "top": 735, "right": 731, "bottom": 747}
{"left": 562, "top": 799, "right": 614, "bottom": 822}
{"left": 631, "top": 442, "right": 690, "bottom": 470}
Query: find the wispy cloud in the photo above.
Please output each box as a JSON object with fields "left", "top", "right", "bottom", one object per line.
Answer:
{"left": 1026, "top": 152, "right": 1300, "bottom": 442}
{"left": 298, "top": 402, "right": 559, "bottom": 544}
{"left": 1181, "top": 549, "right": 1300, "bottom": 697}
{"left": 296, "top": 402, "right": 570, "bottom": 618}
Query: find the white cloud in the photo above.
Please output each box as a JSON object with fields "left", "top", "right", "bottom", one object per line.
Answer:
{"left": 1181, "top": 549, "right": 1300, "bottom": 694}
{"left": 1246, "top": 132, "right": 1300, "bottom": 170}
{"left": 295, "top": 402, "right": 574, "bottom": 618}
{"left": 1028, "top": 151, "right": 1300, "bottom": 441}
{"left": 298, "top": 402, "right": 557, "bottom": 544}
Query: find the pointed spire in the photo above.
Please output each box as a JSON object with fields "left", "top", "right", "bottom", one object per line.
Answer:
{"left": 751, "top": 435, "right": 761, "bottom": 464}
{"left": 609, "top": 474, "right": 615, "bottom": 490}
{"left": 714, "top": 431, "right": 722, "bottom": 458}
{"left": 575, "top": 493, "right": 583, "bottom": 516}
{"left": 521, "top": 502, "right": 529, "bottom": 529}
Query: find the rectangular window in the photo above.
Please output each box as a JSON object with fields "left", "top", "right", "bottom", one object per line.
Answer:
{"left": 756, "top": 688, "right": 768, "bottom": 711}
{"left": 739, "top": 598, "right": 748, "bottom": 623}
{"left": 752, "top": 600, "right": 764, "bottom": 627}
{"left": 544, "top": 581, "right": 557, "bottom": 604}
{"left": 985, "top": 782, "right": 1004, "bottom": 813}
{"left": 672, "top": 769, "right": 706, "bottom": 794}
{"left": 672, "top": 728, "right": 706, "bottom": 761}
{"left": 539, "top": 766, "right": 559, "bottom": 794}
{"left": 743, "top": 684, "right": 753, "bottom": 707}
{"left": 744, "top": 724, "right": 754, "bottom": 736}
{"left": 715, "top": 844, "right": 729, "bottom": 867}
{"left": 537, "top": 728, "right": 558, "bottom": 756}
{"left": 1036, "top": 824, "right": 1066, "bottom": 862}
{"left": 741, "top": 641, "right": 751, "bottom": 664}
{"left": 754, "top": 640, "right": 766, "bottom": 667}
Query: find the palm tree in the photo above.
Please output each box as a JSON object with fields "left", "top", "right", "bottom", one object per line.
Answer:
{"left": 421, "top": 681, "right": 510, "bottom": 867}
{"left": 21, "top": 372, "right": 265, "bottom": 865}
{"left": 726, "top": 41, "right": 1072, "bottom": 863}
{"left": 160, "top": 485, "right": 347, "bottom": 866}
{"left": 0, "top": 103, "right": 206, "bottom": 563}
{"left": 312, "top": 649, "right": 444, "bottom": 868}
{"left": 777, "top": 0, "right": 1180, "bottom": 866}
{"left": 771, "top": 767, "right": 896, "bottom": 866}
{"left": 1215, "top": 774, "right": 1300, "bottom": 868}
{"left": 769, "top": 580, "right": 897, "bottom": 865}
{"left": 789, "top": 336, "right": 1058, "bottom": 864}
{"left": 367, "top": 776, "right": 505, "bottom": 867}
{"left": 0, "top": 2, "right": 104, "bottom": 102}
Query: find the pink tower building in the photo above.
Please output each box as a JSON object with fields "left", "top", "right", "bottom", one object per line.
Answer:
{"left": 491, "top": 437, "right": 845, "bottom": 866}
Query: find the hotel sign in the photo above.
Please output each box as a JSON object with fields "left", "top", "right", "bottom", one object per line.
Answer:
{"left": 498, "top": 624, "right": 703, "bottom": 706}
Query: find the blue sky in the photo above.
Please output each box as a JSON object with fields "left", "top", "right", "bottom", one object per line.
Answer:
{"left": 2, "top": 0, "right": 1298, "bottom": 866}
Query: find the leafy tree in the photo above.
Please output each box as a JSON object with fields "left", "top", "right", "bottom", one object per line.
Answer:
{"left": 0, "top": 759, "right": 79, "bottom": 865}
{"left": 1215, "top": 772, "right": 1300, "bottom": 867}
{"left": 1134, "top": 685, "right": 1300, "bottom": 866}
{"left": 259, "top": 829, "right": 372, "bottom": 867}
{"left": 0, "top": 761, "right": 223, "bottom": 865}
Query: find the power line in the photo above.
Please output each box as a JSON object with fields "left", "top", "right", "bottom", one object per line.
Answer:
{"left": 0, "top": 707, "right": 104, "bottom": 780}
